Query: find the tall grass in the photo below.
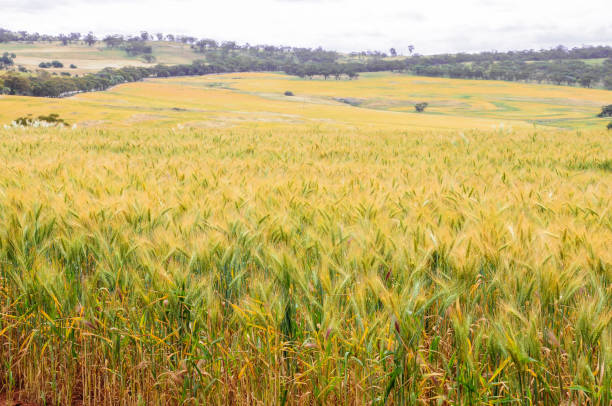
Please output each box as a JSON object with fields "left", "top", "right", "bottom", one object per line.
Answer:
{"left": 0, "top": 126, "right": 610, "bottom": 404}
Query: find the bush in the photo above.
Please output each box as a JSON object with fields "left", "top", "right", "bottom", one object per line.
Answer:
{"left": 70, "top": 64, "right": 77, "bottom": 69}
{"left": 39, "top": 61, "right": 64, "bottom": 69}
{"left": 13, "top": 113, "right": 70, "bottom": 127}
{"left": 598, "top": 105, "right": 612, "bottom": 118}
{"left": 284, "top": 91, "right": 294, "bottom": 96}
{"left": 415, "top": 102, "right": 428, "bottom": 112}
{"left": 607, "top": 121, "right": 612, "bottom": 130}
{"left": 0, "top": 52, "right": 15, "bottom": 68}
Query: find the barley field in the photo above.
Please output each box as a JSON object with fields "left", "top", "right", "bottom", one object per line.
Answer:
{"left": 2, "top": 73, "right": 610, "bottom": 131}
{"left": 0, "top": 74, "right": 611, "bottom": 405}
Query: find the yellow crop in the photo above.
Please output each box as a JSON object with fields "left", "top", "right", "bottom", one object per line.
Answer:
{"left": 0, "top": 73, "right": 610, "bottom": 404}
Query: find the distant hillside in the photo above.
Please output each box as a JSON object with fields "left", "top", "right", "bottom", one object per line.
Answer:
{"left": 1, "top": 27, "right": 612, "bottom": 96}
{"left": 0, "top": 41, "right": 202, "bottom": 74}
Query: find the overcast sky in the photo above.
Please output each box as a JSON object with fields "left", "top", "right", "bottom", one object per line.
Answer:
{"left": 1, "top": 0, "right": 611, "bottom": 55}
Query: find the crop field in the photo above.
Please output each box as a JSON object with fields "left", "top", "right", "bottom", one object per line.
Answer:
{"left": 1, "top": 72, "right": 611, "bottom": 131}
{"left": 0, "top": 73, "right": 611, "bottom": 405}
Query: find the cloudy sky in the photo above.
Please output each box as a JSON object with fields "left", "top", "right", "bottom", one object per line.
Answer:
{"left": 1, "top": 0, "right": 611, "bottom": 54}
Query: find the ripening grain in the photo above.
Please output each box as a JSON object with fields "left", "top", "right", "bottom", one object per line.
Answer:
{"left": 0, "top": 122, "right": 610, "bottom": 404}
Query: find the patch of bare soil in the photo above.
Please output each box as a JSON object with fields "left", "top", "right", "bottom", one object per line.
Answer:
{"left": 0, "top": 393, "right": 38, "bottom": 406}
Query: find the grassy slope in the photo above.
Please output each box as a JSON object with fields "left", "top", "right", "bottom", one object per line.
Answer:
{"left": 0, "top": 41, "right": 202, "bottom": 73}
{"left": 1, "top": 72, "right": 610, "bottom": 130}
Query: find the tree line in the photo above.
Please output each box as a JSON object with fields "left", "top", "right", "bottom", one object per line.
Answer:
{"left": 0, "top": 60, "right": 354, "bottom": 97}
{"left": 408, "top": 59, "right": 612, "bottom": 89}
{"left": 186, "top": 36, "right": 612, "bottom": 87}
{"left": 2, "top": 55, "right": 612, "bottom": 98}
{"left": 0, "top": 28, "right": 196, "bottom": 46}
{"left": 2, "top": 26, "right": 612, "bottom": 95}
{"left": 187, "top": 40, "right": 612, "bottom": 89}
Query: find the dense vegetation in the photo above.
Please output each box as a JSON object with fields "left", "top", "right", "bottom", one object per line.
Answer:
{"left": 0, "top": 124, "right": 610, "bottom": 405}
{"left": 2, "top": 54, "right": 612, "bottom": 98}
{"left": 193, "top": 42, "right": 612, "bottom": 88}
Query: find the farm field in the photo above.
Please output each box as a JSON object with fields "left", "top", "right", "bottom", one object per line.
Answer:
{"left": 1, "top": 72, "right": 611, "bottom": 130}
{"left": 0, "top": 73, "right": 611, "bottom": 405}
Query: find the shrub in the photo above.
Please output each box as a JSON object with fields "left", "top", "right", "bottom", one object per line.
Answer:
{"left": 607, "top": 121, "right": 612, "bottom": 130}
{"left": 415, "top": 102, "right": 428, "bottom": 112}
{"left": 0, "top": 52, "right": 15, "bottom": 68}
{"left": 284, "top": 91, "right": 294, "bottom": 96}
{"left": 70, "top": 64, "right": 77, "bottom": 69}
{"left": 39, "top": 61, "right": 64, "bottom": 69}
{"left": 13, "top": 113, "right": 70, "bottom": 127}
{"left": 598, "top": 105, "right": 612, "bottom": 117}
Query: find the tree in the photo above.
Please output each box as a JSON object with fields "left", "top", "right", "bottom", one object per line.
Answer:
{"left": 123, "top": 41, "right": 152, "bottom": 56}
{"left": 389, "top": 48, "right": 397, "bottom": 57}
{"left": 414, "top": 102, "right": 428, "bottom": 112}
{"left": 84, "top": 32, "right": 96, "bottom": 46}
{"left": 140, "top": 31, "right": 149, "bottom": 41}
{"left": 221, "top": 41, "right": 238, "bottom": 52}
{"left": 597, "top": 105, "right": 612, "bottom": 117}
{"left": 193, "top": 39, "right": 218, "bottom": 53}
{"left": 156, "top": 33, "right": 164, "bottom": 41}
{"left": 3, "top": 74, "right": 31, "bottom": 95}
{"left": 103, "top": 35, "right": 124, "bottom": 48}
{"left": 180, "top": 36, "right": 197, "bottom": 44}
{"left": 0, "top": 52, "right": 15, "bottom": 68}
{"left": 607, "top": 121, "right": 612, "bottom": 130}
{"left": 579, "top": 73, "right": 597, "bottom": 88}
{"left": 408, "top": 45, "right": 415, "bottom": 55}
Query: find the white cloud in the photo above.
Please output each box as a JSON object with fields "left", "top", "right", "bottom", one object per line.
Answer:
{"left": 0, "top": 0, "right": 610, "bottom": 54}
{"left": 1, "top": 0, "right": 72, "bottom": 12}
